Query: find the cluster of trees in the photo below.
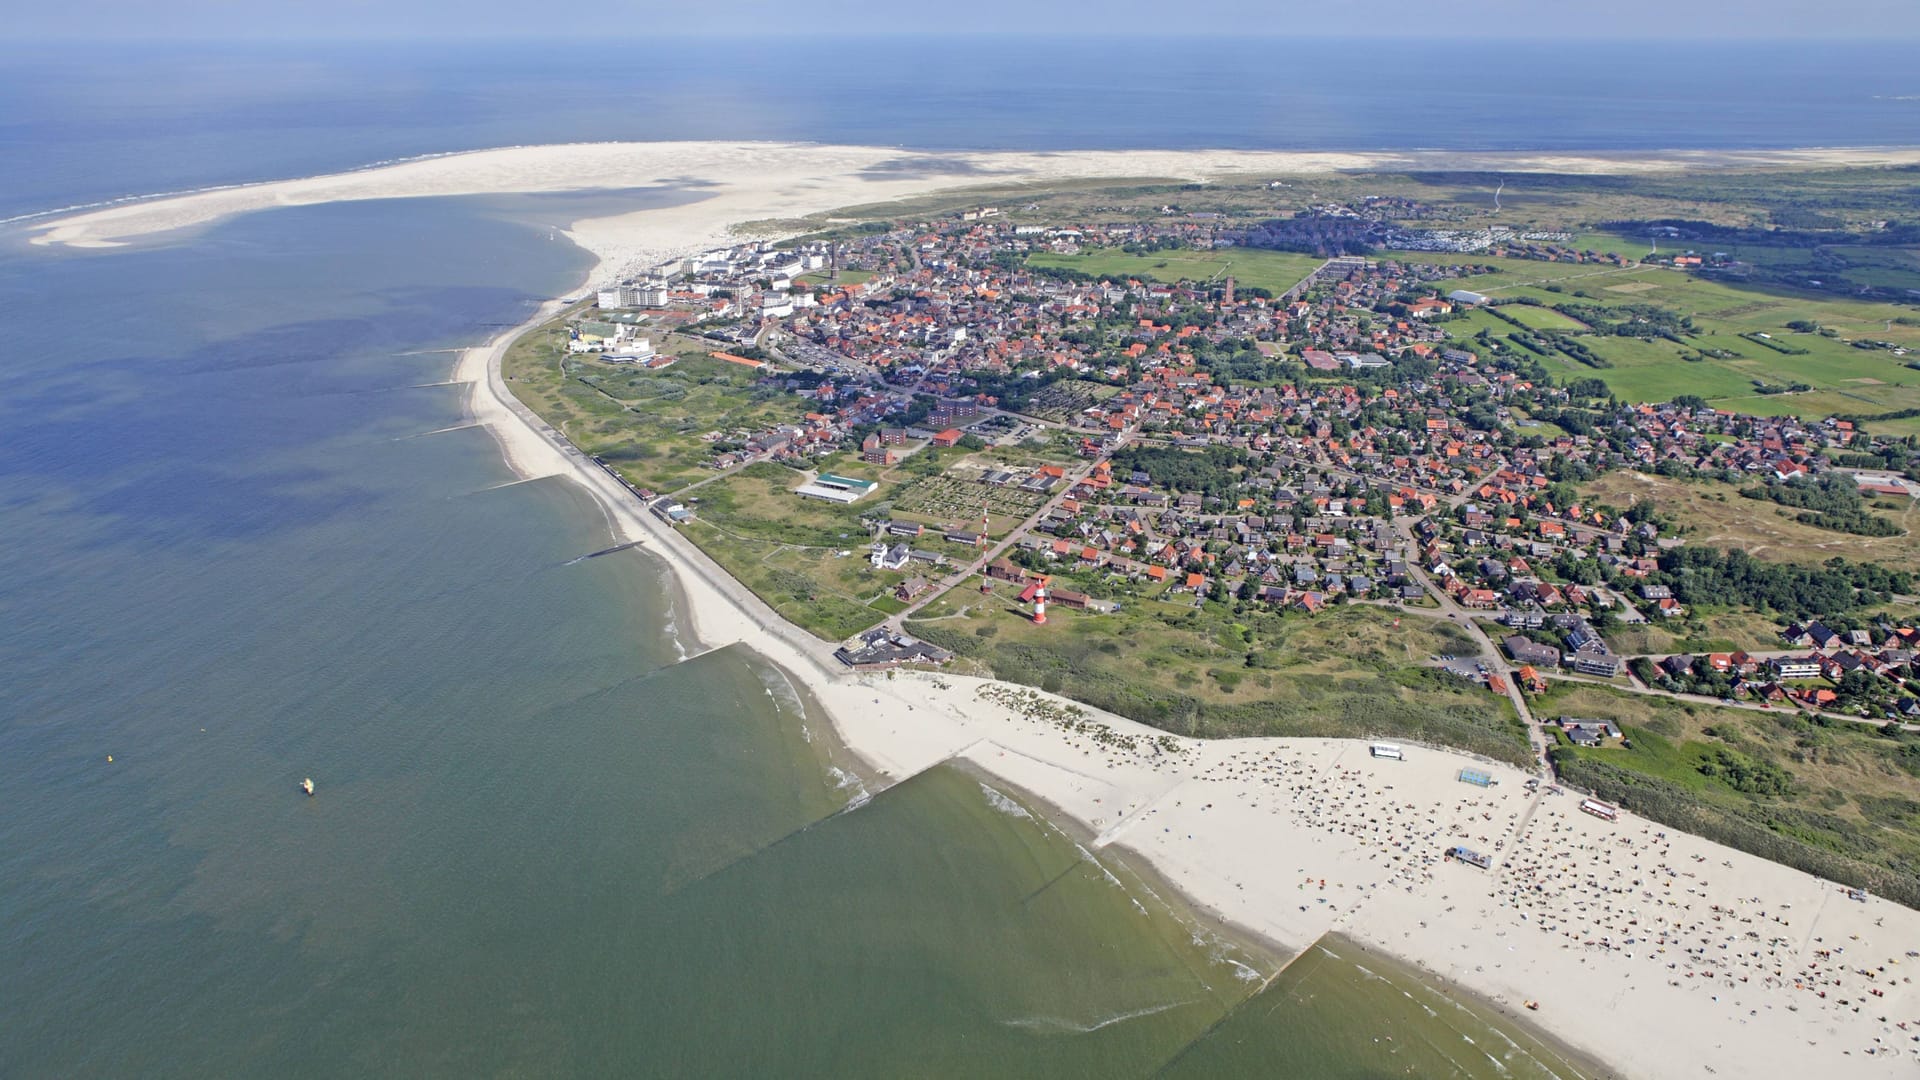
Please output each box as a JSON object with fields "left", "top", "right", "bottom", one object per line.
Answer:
{"left": 954, "top": 367, "right": 1077, "bottom": 412}
{"left": 1740, "top": 475, "right": 1901, "bottom": 537}
{"left": 1543, "top": 334, "right": 1611, "bottom": 368}
{"left": 1828, "top": 669, "right": 1899, "bottom": 714}
{"left": 1651, "top": 547, "right": 1909, "bottom": 617}
{"left": 1743, "top": 332, "right": 1811, "bottom": 356}
{"left": 1841, "top": 405, "right": 1920, "bottom": 425}
{"left": 1540, "top": 407, "right": 1602, "bottom": 436}
{"left": 1697, "top": 746, "right": 1795, "bottom": 796}
{"left": 1234, "top": 213, "right": 1380, "bottom": 256}
{"left": 1108, "top": 444, "right": 1250, "bottom": 498}
{"left": 1553, "top": 302, "right": 1693, "bottom": 339}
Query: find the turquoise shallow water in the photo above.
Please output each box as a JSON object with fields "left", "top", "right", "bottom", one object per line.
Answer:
{"left": 0, "top": 196, "right": 1597, "bottom": 1077}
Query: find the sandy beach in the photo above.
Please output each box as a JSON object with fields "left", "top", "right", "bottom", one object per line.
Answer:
{"left": 29, "top": 139, "right": 1920, "bottom": 270}
{"left": 43, "top": 141, "right": 1920, "bottom": 1077}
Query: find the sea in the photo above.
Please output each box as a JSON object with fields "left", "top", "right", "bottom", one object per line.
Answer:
{"left": 2, "top": 36, "right": 1913, "bottom": 1078}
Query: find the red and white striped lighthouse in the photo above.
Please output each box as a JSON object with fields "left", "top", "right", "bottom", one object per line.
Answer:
{"left": 1032, "top": 578, "right": 1048, "bottom": 625}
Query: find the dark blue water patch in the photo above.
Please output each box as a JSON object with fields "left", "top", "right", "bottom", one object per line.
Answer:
{"left": 2, "top": 38, "right": 1917, "bottom": 223}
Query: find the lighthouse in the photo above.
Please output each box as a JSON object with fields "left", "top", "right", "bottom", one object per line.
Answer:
{"left": 1032, "top": 578, "right": 1048, "bottom": 625}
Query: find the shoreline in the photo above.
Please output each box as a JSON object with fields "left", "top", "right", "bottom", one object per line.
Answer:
{"left": 26, "top": 139, "right": 1920, "bottom": 266}
{"left": 937, "top": 750, "right": 1619, "bottom": 1080}
{"left": 49, "top": 143, "right": 1920, "bottom": 1077}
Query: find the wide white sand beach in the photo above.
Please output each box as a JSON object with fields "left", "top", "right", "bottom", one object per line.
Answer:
{"left": 39, "top": 141, "right": 1920, "bottom": 1077}
{"left": 30, "top": 139, "right": 1920, "bottom": 269}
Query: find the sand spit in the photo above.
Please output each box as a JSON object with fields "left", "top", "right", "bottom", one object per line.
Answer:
{"left": 44, "top": 140, "right": 1920, "bottom": 1077}
{"left": 28, "top": 139, "right": 1920, "bottom": 274}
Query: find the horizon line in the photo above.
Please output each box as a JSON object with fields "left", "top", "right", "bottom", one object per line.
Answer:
{"left": 6, "top": 31, "right": 1919, "bottom": 45}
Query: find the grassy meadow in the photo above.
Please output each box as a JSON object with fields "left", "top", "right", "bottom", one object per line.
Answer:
{"left": 907, "top": 587, "right": 1532, "bottom": 764}
{"left": 678, "top": 461, "right": 985, "bottom": 640}
{"left": 1416, "top": 254, "right": 1920, "bottom": 414}
{"left": 1582, "top": 470, "right": 1920, "bottom": 567}
{"left": 501, "top": 318, "right": 810, "bottom": 493}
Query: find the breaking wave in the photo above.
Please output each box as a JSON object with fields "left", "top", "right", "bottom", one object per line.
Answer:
{"left": 978, "top": 782, "right": 1034, "bottom": 821}
{"left": 1002, "top": 999, "right": 1191, "bottom": 1034}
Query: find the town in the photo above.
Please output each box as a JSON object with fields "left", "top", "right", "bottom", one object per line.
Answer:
{"left": 508, "top": 182, "right": 1920, "bottom": 907}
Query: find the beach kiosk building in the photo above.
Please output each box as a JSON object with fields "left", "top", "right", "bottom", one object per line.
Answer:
{"left": 1446, "top": 845, "right": 1494, "bottom": 869}
{"left": 1369, "top": 743, "right": 1404, "bottom": 761}
{"left": 1579, "top": 798, "right": 1619, "bottom": 822}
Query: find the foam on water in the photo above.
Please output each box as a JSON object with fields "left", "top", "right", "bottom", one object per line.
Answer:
{"left": 1074, "top": 843, "right": 1125, "bottom": 889}
{"left": 754, "top": 662, "right": 806, "bottom": 715}
{"left": 659, "top": 604, "right": 690, "bottom": 662}
{"left": 977, "top": 782, "right": 1034, "bottom": 821}
{"left": 1002, "top": 999, "right": 1192, "bottom": 1034}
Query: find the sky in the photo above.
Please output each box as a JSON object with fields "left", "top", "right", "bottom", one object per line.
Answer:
{"left": 10, "top": 0, "right": 1919, "bottom": 41}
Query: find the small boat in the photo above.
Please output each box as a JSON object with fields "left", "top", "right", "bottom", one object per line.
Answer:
{"left": 300, "top": 778, "right": 315, "bottom": 796}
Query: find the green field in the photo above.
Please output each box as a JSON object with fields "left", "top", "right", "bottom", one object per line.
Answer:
{"left": 1600, "top": 607, "right": 1788, "bottom": 656}
{"left": 1418, "top": 254, "right": 1920, "bottom": 414}
{"left": 796, "top": 269, "right": 875, "bottom": 287}
{"left": 1026, "top": 248, "right": 1326, "bottom": 296}
{"left": 678, "top": 462, "right": 984, "bottom": 640}
{"left": 501, "top": 318, "right": 809, "bottom": 492}
{"left": 1583, "top": 470, "right": 1920, "bottom": 567}
{"left": 1499, "top": 304, "right": 1591, "bottom": 332}
{"left": 907, "top": 589, "right": 1531, "bottom": 763}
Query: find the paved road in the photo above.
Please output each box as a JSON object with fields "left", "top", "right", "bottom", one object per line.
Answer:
{"left": 887, "top": 449, "right": 1117, "bottom": 626}
{"left": 1400, "top": 532, "right": 1549, "bottom": 774}
{"left": 480, "top": 306, "right": 848, "bottom": 673}
{"left": 1546, "top": 668, "right": 1919, "bottom": 734}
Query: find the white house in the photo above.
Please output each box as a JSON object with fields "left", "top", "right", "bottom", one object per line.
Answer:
{"left": 870, "top": 542, "right": 911, "bottom": 570}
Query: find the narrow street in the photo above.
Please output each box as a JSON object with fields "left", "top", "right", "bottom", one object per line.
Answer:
{"left": 887, "top": 445, "right": 1119, "bottom": 626}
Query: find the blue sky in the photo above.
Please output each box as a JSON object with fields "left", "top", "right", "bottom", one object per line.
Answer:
{"left": 13, "top": 0, "right": 1920, "bottom": 40}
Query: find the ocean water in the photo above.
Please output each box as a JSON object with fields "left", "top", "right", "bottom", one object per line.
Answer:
{"left": 4, "top": 37, "right": 1919, "bottom": 225}
{"left": 0, "top": 190, "right": 1600, "bottom": 1075}
{"left": 0, "top": 195, "right": 1217, "bottom": 1075}
{"left": 1, "top": 37, "right": 1878, "bottom": 1075}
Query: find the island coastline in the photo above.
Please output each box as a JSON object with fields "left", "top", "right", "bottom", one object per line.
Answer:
{"left": 457, "top": 250, "right": 1917, "bottom": 1080}
{"left": 38, "top": 141, "right": 1920, "bottom": 1078}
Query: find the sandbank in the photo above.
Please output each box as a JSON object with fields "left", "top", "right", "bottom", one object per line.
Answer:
{"left": 28, "top": 140, "right": 1920, "bottom": 273}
